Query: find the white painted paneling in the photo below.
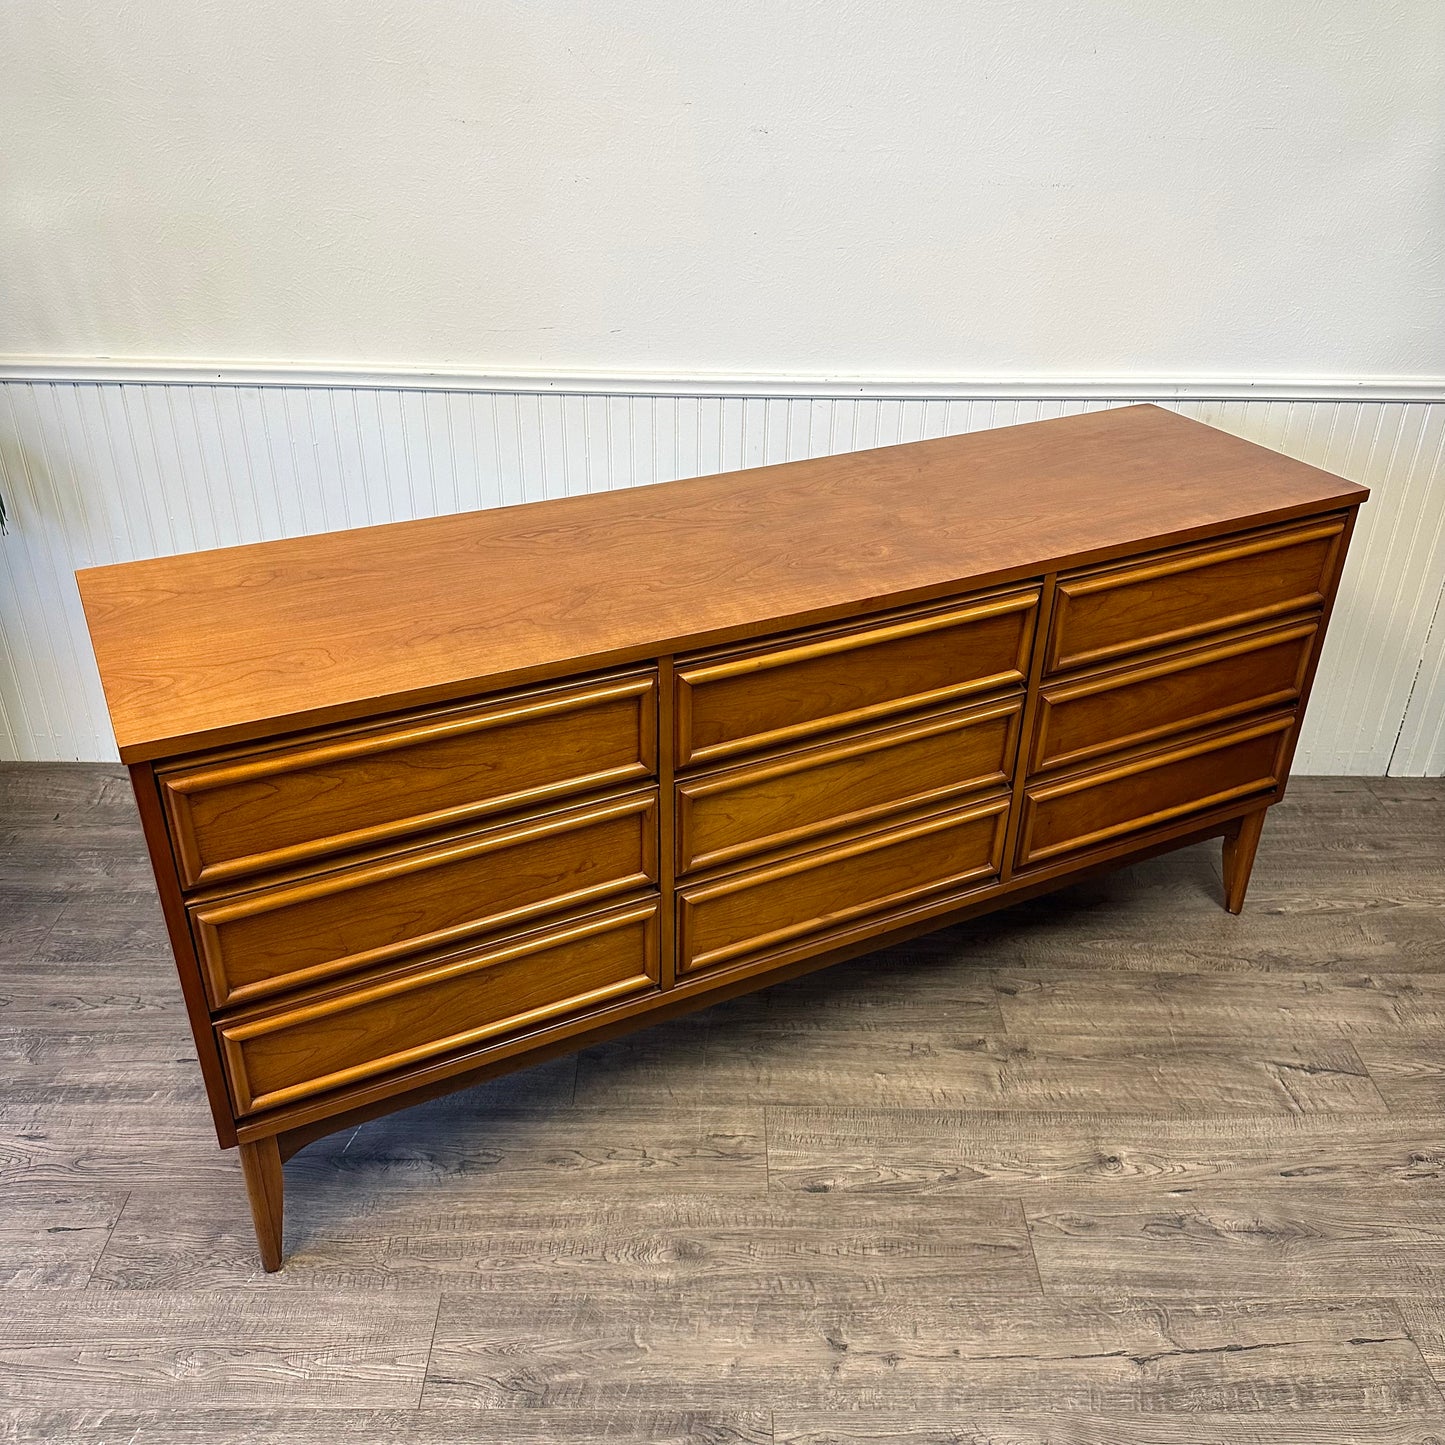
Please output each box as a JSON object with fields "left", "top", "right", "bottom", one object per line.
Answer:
{"left": 1172, "top": 399, "right": 1445, "bottom": 776}
{"left": 0, "top": 380, "right": 1442, "bottom": 772}
{"left": 2, "top": 3, "right": 1442, "bottom": 380}
{"left": 1391, "top": 545, "right": 1445, "bottom": 776}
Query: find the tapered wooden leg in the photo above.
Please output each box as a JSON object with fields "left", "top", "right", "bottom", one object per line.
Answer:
{"left": 1221, "top": 806, "right": 1268, "bottom": 914}
{"left": 239, "top": 1136, "right": 285, "bottom": 1272}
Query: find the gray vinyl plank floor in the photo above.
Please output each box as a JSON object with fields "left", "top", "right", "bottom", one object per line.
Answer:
{"left": 1, "top": 765, "right": 1442, "bottom": 1441}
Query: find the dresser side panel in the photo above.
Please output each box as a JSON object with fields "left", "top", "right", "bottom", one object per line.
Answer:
{"left": 126, "top": 763, "right": 239, "bottom": 1147}
{"left": 1275, "top": 503, "right": 1363, "bottom": 788}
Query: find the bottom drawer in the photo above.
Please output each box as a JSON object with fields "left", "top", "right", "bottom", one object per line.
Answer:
{"left": 1016, "top": 713, "right": 1294, "bottom": 869}
{"left": 218, "top": 898, "right": 660, "bottom": 1115}
{"left": 678, "top": 794, "right": 1009, "bottom": 979}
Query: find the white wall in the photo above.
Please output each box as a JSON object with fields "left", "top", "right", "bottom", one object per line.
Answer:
{"left": 0, "top": 3, "right": 1441, "bottom": 768}
{"left": 2, "top": 1, "right": 1442, "bottom": 378}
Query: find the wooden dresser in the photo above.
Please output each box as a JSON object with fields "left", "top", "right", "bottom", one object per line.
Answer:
{"left": 76, "top": 404, "right": 1367, "bottom": 1269}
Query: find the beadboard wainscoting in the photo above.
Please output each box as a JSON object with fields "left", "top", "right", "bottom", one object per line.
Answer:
{"left": 0, "top": 378, "right": 1441, "bottom": 772}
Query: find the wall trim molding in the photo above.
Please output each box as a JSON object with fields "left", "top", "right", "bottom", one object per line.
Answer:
{"left": 1, "top": 357, "right": 1444, "bottom": 403}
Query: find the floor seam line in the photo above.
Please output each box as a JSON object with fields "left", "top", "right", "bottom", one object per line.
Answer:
{"left": 79, "top": 1186, "right": 132, "bottom": 1290}
{"left": 1389, "top": 1296, "right": 1445, "bottom": 1407}
{"left": 27, "top": 895, "right": 71, "bottom": 963}
{"left": 762, "top": 1105, "right": 772, "bottom": 1192}
{"left": 416, "top": 1293, "right": 444, "bottom": 1409}
{"left": 1017, "top": 1197, "right": 1047, "bottom": 1297}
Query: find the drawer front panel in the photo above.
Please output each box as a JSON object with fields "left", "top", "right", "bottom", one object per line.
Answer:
{"left": 678, "top": 695, "right": 1022, "bottom": 876}
{"left": 675, "top": 589, "right": 1038, "bottom": 769}
{"left": 1017, "top": 714, "right": 1294, "bottom": 869}
{"left": 191, "top": 789, "right": 658, "bottom": 1009}
{"left": 219, "top": 899, "right": 660, "bottom": 1115}
{"left": 678, "top": 795, "right": 1009, "bottom": 978}
{"left": 160, "top": 671, "right": 657, "bottom": 889}
{"left": 1046, "top": 518, "right": 1345, "bottom": 674}
{"left": 1032, "top": 618, "right": 1318, "bottom": 774}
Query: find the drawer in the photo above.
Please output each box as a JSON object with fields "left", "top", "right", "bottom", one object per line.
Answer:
{"left": 218, "top": 897, "right": 660, "bottom": 1115}
{"left": 1045, "top": 516, "right": 1346, "bottom": 674}
{"left": 677, "top": 794, "right": 1009, "bottom": 979}
{"left": 1031, "top": 617, "right": 1318, "bottom": 774}
{"left": 1016, "top": 713, "right": 1294, "bottom": 869}
{"left": 160, "top": 670, "right": 657, "bottom": 889}
{"left": 191, "top": 788, "right": 658, "bottom": 1010}
{"left": 677, "top": 694, "right": 1022, "bottom": 876}
{"left": 675, "top": 589, "right": 1038, "bottom": 769}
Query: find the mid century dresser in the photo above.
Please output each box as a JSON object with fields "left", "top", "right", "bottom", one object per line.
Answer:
{"left": 77, "top": 404, "right": 1367, "bottom": 1269}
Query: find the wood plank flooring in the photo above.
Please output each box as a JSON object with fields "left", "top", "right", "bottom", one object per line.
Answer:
{"left": 1, "top": 764, "right": 1443, "bottom": 1442}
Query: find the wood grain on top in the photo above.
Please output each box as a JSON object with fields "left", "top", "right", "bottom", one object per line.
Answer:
{"left": 76, "top": 404, "right": 1367, "bottom": 762}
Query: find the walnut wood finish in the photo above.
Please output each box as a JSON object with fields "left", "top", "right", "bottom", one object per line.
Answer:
{"left": 1045, "top": 515, "right": 1346, "bottom": 674}
{"left": 236, "top": 1136, "right": 284, "bottom": 1274}
{"left": 1016, "top": 712, "right": 1296, "bottom": 870}
{"left": 997, "top": 572, "right": 1058, "bottom": 887}
{"left": 674, "top": 589, "right": 1037, "bottom": 769}
{"left": 231, "top": 794, "right": 1301, "bottom": 1165}
{"left": 1030, "top": 616, "right": 1319, "bottom": 774}
{"left": 75, "top": 406, "right": 1367, "bottom": 1269}
{"left": 125, "top": 761, "right": 240, "bottom": 1146}
{"left": 190, "top": 788, "right": 658, "bottom": 1009}
{"left": 159, "top": 671, "right": 657, "bottom": 889}
{"left": 676, "top": 693, "right": 1022, "bottom": 876}
{"left": 77, "top": 405, "right": 1366, "bottom": 765}
{"left": 219, "top": 897, "right": 661, "bottom": 1115}
{"left": 1223, "top": 804, "right": 1270, "bottom": 914}
{"left": 677, "top": 793, "right": 1010, "bottom": 979}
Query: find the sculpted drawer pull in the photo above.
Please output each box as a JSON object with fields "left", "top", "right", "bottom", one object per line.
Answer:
{"left": 1046, "top": 516, "right": 1347, "bottom": 674}
{"left": 218, "top": 899, "right": 662, "bottom": 1115}
{"left": 676, "top": 589, "right": 1040, "bottom": 769}
{"left": 160, "top": 670, "right": 658, "bottom": 889}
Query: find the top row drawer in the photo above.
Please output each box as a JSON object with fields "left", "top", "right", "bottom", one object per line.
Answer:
{"left": 675, "top": 588, "right": 1040, "bottom": 770}
{"left": 160, "top": 671, "right": 657, "bottom": 890}
{"left": 1046, "top": 515, "right": 1347, "bottom": 675}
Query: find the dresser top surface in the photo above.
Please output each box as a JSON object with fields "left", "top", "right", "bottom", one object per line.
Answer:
{"left": 77, "top": 404, "right": 1367, "bottom": 762}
